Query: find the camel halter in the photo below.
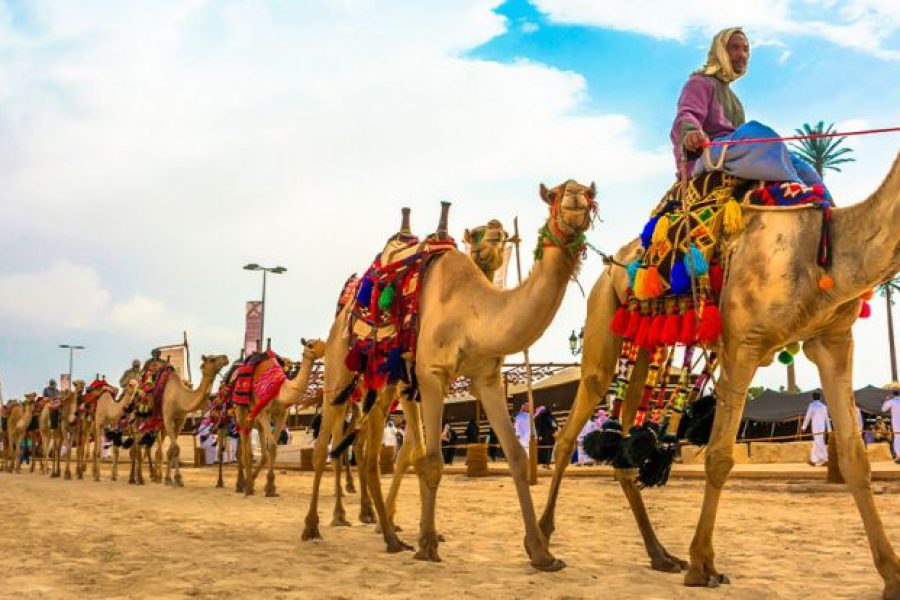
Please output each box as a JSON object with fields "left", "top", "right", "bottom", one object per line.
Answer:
{"left": 534, "top": 187, "right": 597, "bottom": 261}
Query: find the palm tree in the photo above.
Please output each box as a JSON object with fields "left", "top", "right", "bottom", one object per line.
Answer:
{"left": 878, "top": 276, "right": 900, "bottom": 383}
{"left": 791, "top": 121, "right": 856, "bottom": 176}
{"left": 783, "top": 122, "right": 856, "bottom": 394}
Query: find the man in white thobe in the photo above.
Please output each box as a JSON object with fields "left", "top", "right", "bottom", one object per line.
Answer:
{"left": 881, "top": 390, "right": 900, "bottom": 462}
{"left": 514, "top": 404, "right": 530, "bottom": 455}
{"left": 802, "top": 393, "right": 831, "bottom": 466}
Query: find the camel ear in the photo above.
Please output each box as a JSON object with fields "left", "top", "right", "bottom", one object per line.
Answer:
{"left": 588, "top": 182, "right": 596, "bottom": 199}
{"left": 201, "top": 354, "right": 207, "bottom": 361}
{"left": 540, "top": 183, "right": 552, "bottom": 205}
{"left": 463, "top": 228, "right": 472, "bottom": 244}
{"left": 301, "top": 337, "right": 307, "bottom": 346}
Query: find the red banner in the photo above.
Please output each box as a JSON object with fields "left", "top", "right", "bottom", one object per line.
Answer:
{"left": 244, "top": 301, "right": 263, "bottom": 356}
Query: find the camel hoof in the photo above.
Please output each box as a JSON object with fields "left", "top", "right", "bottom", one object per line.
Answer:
{"left": 413, "top": 546, "right": 442, "bottom": 563}
{"left": 651, "top": 555, "right": 688, "bottom": 573}
{"left": 684, "top": 569, "right": 729, "bottom": 588}
{"left": 164, "top": 478, "right": 172, "bottom": 486}
{"left": 301, "top": 525, "right": 322, "bottom": 541}
{"left": 359, "top": 510, "right": 376, "bottom": 525}
{"left": 345, "top": 484, "right": 356, "bottom": 494}
{"left": 532, "top": 557, "right": 567, "bottom": 572}
{"left": 884, "top": 582, "right": 900, "bottom": 600}
{"left": 64, "top": 472, "right": 71, "bottom": 480}
{"left": 174, "top": 476, "right": 184, "bottom": 488}
{"left": 331, "top": 516, "right": 351, "bottom": 527}
{"left": 386, "top": 538, "right": 414, "bottom": 553}
{"left": 216, "top": 481, "right": 224, "bottom": 489}
{"left": 265, "top": 490, "right": 279, "bottom": 498}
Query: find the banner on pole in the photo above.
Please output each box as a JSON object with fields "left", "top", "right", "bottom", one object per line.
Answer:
{"left": 244, "top": 301, "right": 263, "bottom": 356}
{"left": 157, "top": 343, "right": 189, "bottom": 383}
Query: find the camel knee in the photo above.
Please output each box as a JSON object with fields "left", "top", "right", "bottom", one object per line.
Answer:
{"left": 704, "top": 452, "right": 735, "bottom": 489}
{"left": 416, "top": 453, "right": 443, "bottom": 488}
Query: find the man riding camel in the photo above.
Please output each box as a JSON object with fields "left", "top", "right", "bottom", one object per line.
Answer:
{"left": 672, "top": 27, "right": 827, "bottom": 196}
{"left": 119, "top": 359, "right": 141, "bottom": 388}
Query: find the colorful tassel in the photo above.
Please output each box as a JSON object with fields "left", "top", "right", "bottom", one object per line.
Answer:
{"left": 679, "top": 307, "right": 697, "bottom": 345}
{"left": 697, "top": 300, "right": 722, "bottom": 344}
{"left": 626, "top": 259, "right": 641, "bottom": 289}
{"left": 357, "top": 276, "right": 374, "bottom": 306}
{"left": 611, "top": 305, "right": 630, "bottom": 337}
{"left": 377, "top": 282, "right": 396, "bottom": 312}
{"left": 660, "top": 309, "right": 681, "bottom": 346}
{"left": 785, "top": 341, "right": 801, "bottom": 355}
{"left": 818, "top": 274, "right": 835, "bottom": 291}
{"left": 640, "top": 216, "right": 659, "bottom": 249}
{"left": 344, "top": 345, "right": 365, "bottom": 373}
{"left": 633, "top": 268, "right": 648, "bottom": 300}
{"left": 642, "top": 265, "right": 665, "bottom": 298}
{"left": 859, "top": 301, "right": 872, "bottom": 319}
{"left": 384, "top": 347, "right": 407, "bottom": 383}
{"left": 722, "top": 198, "right": 744, "bottom": 235}
{"left": 624, "top": 306, "right": 642, "bottom": 339}
{"left": 684, "top": 244, "right": 709, "bottom": 276}
{"left": 777, "top": 350, "right": 793, "bottom": 365}
{"left": 862, "top": 289, "right": 875, "bottom": 301}
{"left": 709, "top": 262, "right": 724, "bottom": 295}
{"left": 651, "top": 215, "right": 670, "bottom": 244}
{"left": 647, "top": 313, "right": 666, "bottom": 348}
{"left": 635, "top": 315, "right": 652, "bottom": 349}
{"left": 670, "top": 260, "right": 691, "bottom": 295}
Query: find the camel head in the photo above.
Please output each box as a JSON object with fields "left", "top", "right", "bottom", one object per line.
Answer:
{"left": 464, "top": 219, "right": 509, "bottom": 278}
{"left": 122, "top": 378, "right": 140, "bottom": 405}
{"left": 73, "top": 379, "right": 85, "bottom": 393}
{"left": 23, "top": 392, "right": 36, "bottom": 410}
{"left": 299, "top": 338, "right": 326, "bottom": 361}
{"left": 539, "top": 180, "right": 597, "bottom": 248}
{"left": 199, "top": 354, "right": 230, "bottom": 379}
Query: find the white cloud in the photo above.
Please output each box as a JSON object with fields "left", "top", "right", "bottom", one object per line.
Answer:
{"left": 532, "top": 0, "right": 900, "bottom": 59}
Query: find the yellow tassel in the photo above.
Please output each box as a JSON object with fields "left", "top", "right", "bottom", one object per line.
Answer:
{"left": 785, "top": 341, "right": 800, "bottom": 355}
{"left": 722, "top": 198, "right": 744, "bottom": 235}
{"left": 651, "top": 215, "right": 670, "bottom": 244}
{"left": 634, "top": 268, "right": 647, "bottom": 300}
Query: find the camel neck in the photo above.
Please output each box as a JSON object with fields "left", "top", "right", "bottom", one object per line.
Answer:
{"left": 282, "top": 357, "right": 316, "bottom": 404}
{"left": 831, "top": 152, "right": 900, "bottom": 299}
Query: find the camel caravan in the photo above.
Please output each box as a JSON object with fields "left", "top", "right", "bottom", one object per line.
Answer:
{"left": 4, "top": 30, "right": 900, "bottom": 599}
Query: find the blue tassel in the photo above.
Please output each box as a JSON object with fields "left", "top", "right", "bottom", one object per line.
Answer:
{"left": 626, "top": 259, "right": 641, "bottom": 289}
{"left": 385, "top": 347, "right": 407, "bottom": 384}
{"left": 640, "top": 216, "right": 659, "bottom": 249}
{"left": 683, "top": 244, "right": 708, "bottom": 276}
{"left": 670, "top": 260, "right": 691, "bottom": 295}
{"left": 357, "top": 277, "right": 374, "bottom": 306}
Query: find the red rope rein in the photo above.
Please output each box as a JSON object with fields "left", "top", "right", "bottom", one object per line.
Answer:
{"left": 701, "top": 125, "right": 900, "bottom": 148}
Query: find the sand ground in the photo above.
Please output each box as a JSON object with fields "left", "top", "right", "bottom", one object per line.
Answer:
{"left": 2, "top": 465, "right": 898, "bottom": 599}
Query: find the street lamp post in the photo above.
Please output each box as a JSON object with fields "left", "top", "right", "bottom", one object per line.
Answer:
{"left": 243, "top": 263, "right": 287, "bottom": 350}
{"left": 568, "top": 328, "right": 584, "bottom": 356}
{"left": 58, "top": 344, "right": 86, "bottom": 387}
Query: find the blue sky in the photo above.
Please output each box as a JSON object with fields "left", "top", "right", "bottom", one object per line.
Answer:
{"left": 0, "top": 0, "right": 899, "bottom": 399}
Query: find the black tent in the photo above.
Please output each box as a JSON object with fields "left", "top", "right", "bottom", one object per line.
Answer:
{"left": 742, "top": 386, "right": 890, "bottom": 422}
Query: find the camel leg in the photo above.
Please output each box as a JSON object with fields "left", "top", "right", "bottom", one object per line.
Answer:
{"left": 52, "top": 432, "right": 61, "bottom": 478}
{"left": 382, "top": 393, "right": 421, "bottom": 532}
{"left": 64, "top": 433, "right": 73, "bottom": 480}
{"left": 344, "top": 454, "right": 356, "bottom": 494}
{"left": 235, "top": 436, "right": 246, "bottom": 494}
{"left": 171, "top": 417, "right": 185, "bottom": 487}
{"left": 92, "top": 425, "right": 102, "bottom": 481}
{"left": 29, "top": 433, "right": 37, "bottom": 473}
{"left": 264, "top": 413, "right": 283, "bottom": 497}
{"left": 412, "top": 369, "right": 447, "bottom": 563}
{"left": 216, "top": 426, "right": 226, "bottom": 489}
{"left": 474, "top": 373, "right": 564, "bottom": 571}
{"left": 302, "top": 398, "right": 348, "bottom": 540}
{"left": 356, "top": 432, "right": 376, "bottom": 524}
{"left": 330, "top": 416, "right": 352, "bottom": 526}
{"left": 805, "top": 333, "right": 900, "bottom": 598}
{"left": 128, "top": 444, "right": 137, "bottom": 484}
{"left": 684, "top": 350, "right": 758, "bottom": 588}
{"left": 111, "top": 445, "right": 119, "bottom": 482}
{"left": 152, "top": 433, "right": 164, "bottom": 483}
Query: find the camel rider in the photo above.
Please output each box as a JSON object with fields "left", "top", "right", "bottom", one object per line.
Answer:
{"left": 42, "top": 379, "right": 59, "bottom": 399}
{"left": 671, "top": 27, "right": 827, "bottom": 194}
{"left": 119, "top": 359, "right": 141, "bottom": 388}
{"left": 142, "top": 349, "right": 166, "bottom": 374}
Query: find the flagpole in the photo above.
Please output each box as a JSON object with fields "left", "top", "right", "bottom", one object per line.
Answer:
{"left": 511, "top": 217, "right": 538, "bottom": 485}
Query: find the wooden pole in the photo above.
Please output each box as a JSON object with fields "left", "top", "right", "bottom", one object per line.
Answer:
{"left": 511, "top": 217, "right": 538, "bottom": 485}
{"left": 183, "top": 330, "right": 193, "bottom": 386}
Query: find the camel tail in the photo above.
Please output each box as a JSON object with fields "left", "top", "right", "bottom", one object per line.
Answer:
{"left": 329, "top": 428, "right": 359, "bottom": 459}
{"left": 332, "top": 376, "right": 359, "bottom": 406}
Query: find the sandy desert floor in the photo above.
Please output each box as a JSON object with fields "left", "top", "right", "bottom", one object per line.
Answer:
{"left": 2, "top": 465, "right": 899, "bottom": 599}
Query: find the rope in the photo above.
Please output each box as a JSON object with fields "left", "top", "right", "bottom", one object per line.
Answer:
{"left": 701, "top": 125, "right": 900, "bottom": 148}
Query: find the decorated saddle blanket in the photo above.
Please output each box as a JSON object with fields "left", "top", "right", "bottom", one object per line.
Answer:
{"left": 344, "top": 235, "right": 457, "bottom": 394}
{"left": 336, "top": 273, "right": 360, "bottom": 317}
{"left": 135, "top": 366, "right": 175, "bottom": 419}
{"left": 82, "top": 379, "right": 116, "bottom": 415}
{"left": 231, "top": 350, "right": 287, "bottom": 410}
{"left": 613, "top": 172, "right": 829, "bottom": 350}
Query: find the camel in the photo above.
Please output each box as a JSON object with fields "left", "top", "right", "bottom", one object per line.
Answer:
{"left": 89, "top": 379, "right": 139, "bottom": 482}
{"left": 304, "top": 182, "right": 595, "bottom": 569}
{"left": 56, "top": 382, "right": 83, "bottom": 480}
{"left": 541, "top": 153, "right": 900, "bottom": 596}
{"left": 244, "top": 338, "right": 326, "bottom": 497}
{"left": 161, "top": 354, "right": 230, "bottom": 487}
{"left": 464, "top": 219, "right": 510, "bottom": 280}
{"left": 127, "top": 399, "right": 160, "bottom": 486}
{"left": 3, "top": 394, "right": 36, "bottom": 473}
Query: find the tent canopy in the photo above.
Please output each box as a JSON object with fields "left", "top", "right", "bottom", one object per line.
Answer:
{"left": 742, "top": 385, "right": 891, "bottom": 422}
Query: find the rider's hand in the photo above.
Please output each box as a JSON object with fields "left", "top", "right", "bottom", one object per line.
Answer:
{"left": 683, "top": 130, "right": 709, "bottom": 153}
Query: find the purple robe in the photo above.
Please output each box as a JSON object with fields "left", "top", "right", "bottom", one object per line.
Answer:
{"left": 670, "top": 74, "right": 745, "bottom": 175}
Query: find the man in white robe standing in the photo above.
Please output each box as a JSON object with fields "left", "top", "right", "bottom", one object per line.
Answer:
{"left": 802, "top": 392, "right": 830, "bottom": 466}
{"left": 514, "top": 403, "right": 530, "bottom": 455}
{"left": 881, "top": 390, "right": 900, "bottom": 462}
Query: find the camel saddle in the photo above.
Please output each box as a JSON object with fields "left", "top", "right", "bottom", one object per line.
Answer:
{"left": 343, "top": 234, "right": 457, "bottom": 394}
{"left": 82, "top": 380, "right": 116, "bottom": 416}
{"left": 231, "top": 350, "right": 286, "bottom": 408}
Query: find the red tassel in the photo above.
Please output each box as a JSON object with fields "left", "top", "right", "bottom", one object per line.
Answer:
{"left": 624, "top": 307, "right": 642, "bottom": 339}
{"left": 709, "top": 263, "right": 724, "bottom": 295}
{"left": 646, "top": 313, "right": 666, "bottom": 348}
{"left": 697, "top": 300, "right": 722, "bottom": 343}
{"left": 660, "top": 310, "right": 681, "bottom": 346}
{"left": 859, "top": 301, "right": 872, "bottom": 319}
{"left": 635, "top": 315, "right": 652, "bottom": 349}
{"left": 344, "top": 345, "right": 363, "bottom": 372}
{"left": 610, "top": 305, "right": 630, "bottom": 336}
{"left": 679, "top": 307, "right": 697, "bottom": 345}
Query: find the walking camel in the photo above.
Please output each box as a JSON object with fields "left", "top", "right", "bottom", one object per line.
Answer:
{"left": 3, "top": 393, "right": 36, "bottom": 473}
{"left": 56, "top": 382, "right": 83, "bottom": 480}
{"left": 305, "top": 181, "right": 595, "bottom": 570}
{"left": 540, "top": 152, "right": 900, "bottom": 597}
{"left": 90, "top": 379, "right": 139, "bottom": 481}
{"left": 162, "top": 354, "right": 230, "bottom": 487}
